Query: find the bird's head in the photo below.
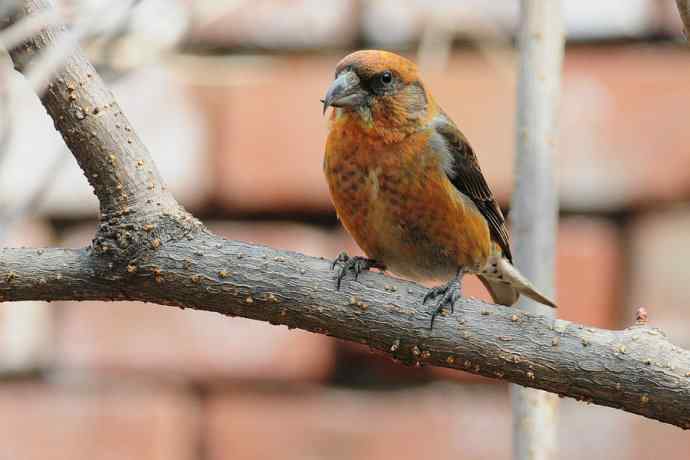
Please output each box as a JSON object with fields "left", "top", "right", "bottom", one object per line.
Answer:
{"left": 322, "top": 50, "right": 431, "bottom": 131}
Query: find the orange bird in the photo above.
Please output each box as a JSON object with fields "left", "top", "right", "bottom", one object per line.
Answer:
{"left": 322, "top": 50, "right": 557, "bottom": 328}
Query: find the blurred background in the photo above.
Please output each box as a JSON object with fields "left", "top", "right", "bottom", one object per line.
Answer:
{"left": 1, "top": 0, "right": 690, "bottom": 458}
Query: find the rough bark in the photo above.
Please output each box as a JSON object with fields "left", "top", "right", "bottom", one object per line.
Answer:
{"left": 2, "top": 0, "right": 690, "bottom": 430}
{"left": 510, "top": 1, "right": 564, "bottom": 458}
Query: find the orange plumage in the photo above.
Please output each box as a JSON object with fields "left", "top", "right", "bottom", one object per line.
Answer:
{"left": 322, "top": 50, "right": 556, "bottom": 325}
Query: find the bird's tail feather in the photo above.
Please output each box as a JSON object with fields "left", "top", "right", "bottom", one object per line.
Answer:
{"left": 478, "top": 275, "right": 519, "bottom": 306}
{"left": 480, "top": 258, "right": 557, "bottom": 308}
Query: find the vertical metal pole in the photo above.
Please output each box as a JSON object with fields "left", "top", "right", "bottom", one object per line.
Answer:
{"left": 510, "top": 1, "right": 564, "bottom": 459}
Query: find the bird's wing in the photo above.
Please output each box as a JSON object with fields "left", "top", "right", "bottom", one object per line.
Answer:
{"left": 430, "top": 113, "right": 512, "bottom": 262}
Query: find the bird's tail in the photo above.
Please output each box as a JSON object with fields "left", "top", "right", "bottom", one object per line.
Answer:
{"left": 479, "top": 257, "right": 557, "bottom": 308}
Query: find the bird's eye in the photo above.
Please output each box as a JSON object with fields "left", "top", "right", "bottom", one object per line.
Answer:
{"left": 380, "top": 71, "right": 393, "bottom": 84}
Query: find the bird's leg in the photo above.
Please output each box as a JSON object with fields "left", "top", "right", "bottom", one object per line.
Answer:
{"left": 423, "top": 268, "right": 465, "bottom": 330}
{"left": 331, "top": 251, "right": 385, "bottom": 290}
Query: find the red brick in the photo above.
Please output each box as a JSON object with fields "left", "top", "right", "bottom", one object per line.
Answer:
{"left": 193, "top": 52, "right": 505, "bottom": 213}
{"left": 558, "top": 46, "right": 690, "bottom": 210}
{"left": 191, "top": 55, "right": 335, "bottom": 213}
{"left": 206, "top": 384, "right": 688, "bottom": 460}
{"left": 429, "top": 45, "right": 690, "bottom": 210}
{"left": 557, "top": 397, "right": 690, "bottom": 460}
{"left": 628, "top": 413, "right": 690, "bottom": 459}
{"left": 554, "top": 218, "right": 622, "bottom": 328}
{"left": 206, "top": 385, "right": 510, "bottom": 460}
{"left": 0, "top": 382, "right": 198, "bottom": 460}
{"left": 194, "top": 46, "right": 690, "bottom": 214}
{"left": 628, "top": 208, "right": 690, "bottom": 347}
{"left": 56, "top": 300, "right": 335, "bottom": 382}
{"left": 207, "top": 220, "right": 357, "bottom": 259}
{"left": 3, "top": 218, "right": 54, "bottom": 245}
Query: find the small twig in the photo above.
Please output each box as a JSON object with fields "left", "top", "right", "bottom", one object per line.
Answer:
{"left": 677, "top": 0, "right": 690, "bottom": 39}
{"left": 8, "top": 0, "right": 178, "bottom": 218}
{"left": 21, "top": 0, "right": 137, "bottom": 94}
{"left": 0, "top": 0, "right": 19, "bottom": 20}
{"left": 0, "top": 7, "right": 62, "bottom": 51}
{"left": 0, "top": 51, "right": 12, "bottom": 170}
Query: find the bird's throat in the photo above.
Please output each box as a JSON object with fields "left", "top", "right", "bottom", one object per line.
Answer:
{"left": 356, "top": 106, "right": 374, "bottom": 127}
{"left": 334, "top": 106, "right": 374, "bottom": 128}
{"left": 331, "top": 105, "right": 418, "bottom": 146}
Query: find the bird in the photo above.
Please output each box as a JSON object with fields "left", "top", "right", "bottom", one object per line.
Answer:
{"left": 321, "top": 50, "right": 557, "bottom": 328}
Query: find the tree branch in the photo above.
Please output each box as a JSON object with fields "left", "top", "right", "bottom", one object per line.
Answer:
{"left": 677, "top": 0, "right": 690, "bottom": 39}
{"left": 3, "top": 240, "right": 690, "bottom": 430}
{"left": 2, "top": 0, "right": 690, "bottom": 430}
{"left": 7, "top": 0, "right": 178, "bottom": 220}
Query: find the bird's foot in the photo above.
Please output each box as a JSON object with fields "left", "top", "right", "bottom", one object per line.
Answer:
{"left": 423, "top": 274, "right": 464, "bottom": 330}
{"left": 331, "top": 251, "right": 385, "bottom": 290}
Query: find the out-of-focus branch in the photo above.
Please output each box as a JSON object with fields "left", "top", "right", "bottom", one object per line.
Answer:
{"left": 7, "top": 0, "right": 178, "bottom": 221}
{"left": 510, "top": 1, "right": 564, "bottom": 459}
{"left": 677, "top": 0, "right": 690, "bottom": 39}
{"left": 0, "top": 51, "right": 11, "bottom": 168}
{"left": 2, "top": 0, "right": 690, "bottom": 431}
{"left": 0, "top": 6, "right": 61, "bottom": 51}
{"left": 0, "top": 0, "right": 147, "bottom": 240}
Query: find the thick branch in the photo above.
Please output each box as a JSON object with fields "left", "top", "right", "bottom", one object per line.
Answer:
{"left": 2, "top": 240, "right": 690, "bottom": 429}
{"left": 2, "top": 0, "right": 690, "bottom": 431}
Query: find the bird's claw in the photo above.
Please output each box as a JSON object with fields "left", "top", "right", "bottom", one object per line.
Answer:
{"left": 424, "top": 276, "right": 463, "bottom": 330}
{"left": 331, "top": 251, "right": 384, "bottom": 290}
{"left": 331, "top": 251, "right": 349, "bottom": 271}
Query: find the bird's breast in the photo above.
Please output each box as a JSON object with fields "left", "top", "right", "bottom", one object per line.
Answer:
{"left": 324, "top": 123, "right": 492, "bottom": 282}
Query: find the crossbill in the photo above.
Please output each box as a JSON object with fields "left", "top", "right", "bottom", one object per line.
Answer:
{"left": 322, "top": 50, "right": 557, "bottom": 328}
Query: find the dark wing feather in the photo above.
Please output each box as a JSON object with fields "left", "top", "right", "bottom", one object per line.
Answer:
{"left": 432, "top": 114, "right": 512, "bottom": 262}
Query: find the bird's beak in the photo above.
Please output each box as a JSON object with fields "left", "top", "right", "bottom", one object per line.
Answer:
{"left": 322, "top": 69, "right": 368, "bottom": 115}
